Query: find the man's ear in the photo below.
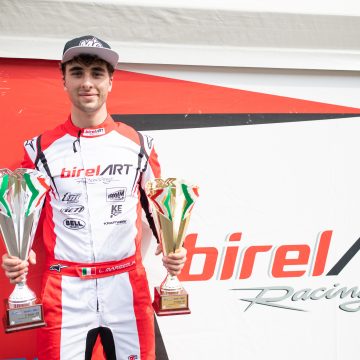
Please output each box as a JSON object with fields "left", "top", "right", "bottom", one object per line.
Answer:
{"left": 108, "top": 77, "right": 113, "bottom": 93}
{"left": 63, "top": 78, "right": 67, "bottom": 91}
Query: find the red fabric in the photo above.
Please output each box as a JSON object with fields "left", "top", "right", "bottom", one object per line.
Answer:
{"left": 37, "top": 274, "right": 63, "bottom": 360}
{"left": 129, "top": 267, "right": 155, "bottom": 359}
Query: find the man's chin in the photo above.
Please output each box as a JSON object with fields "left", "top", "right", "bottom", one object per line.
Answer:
{"left": 78, "top": 104, "right": 100, "bottom": 113}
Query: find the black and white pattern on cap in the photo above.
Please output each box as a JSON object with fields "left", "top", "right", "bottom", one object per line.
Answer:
{"left": 79, "top": 37, "right": 104, "bottom": 48}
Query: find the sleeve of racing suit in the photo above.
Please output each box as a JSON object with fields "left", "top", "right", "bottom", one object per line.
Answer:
{"left": 21, "top": 149, "right": 35, "bottom": 169}
{"left": 21, "top": 138, "right": 37, "bottom": 169}
{"left": 139, "top": 134, "right": 161, "bottom": 241}
{"left": 21, "top": 138, "right": 44, "bottom": 245}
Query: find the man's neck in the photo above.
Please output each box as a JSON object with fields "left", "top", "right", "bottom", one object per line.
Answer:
{"left": 71, "top": 107, "right": 108, "bottom": 128}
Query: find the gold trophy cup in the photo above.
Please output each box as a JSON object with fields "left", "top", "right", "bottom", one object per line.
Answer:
{"left": 146, "top": 178, "right": 199, "bottom": 316}
{"left": 0, "top": 168, "right": 50, "bottom": 332}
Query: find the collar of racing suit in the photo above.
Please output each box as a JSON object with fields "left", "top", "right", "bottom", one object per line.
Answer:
{"left": 63, "top": 114, "right": 116, "bottom": 137}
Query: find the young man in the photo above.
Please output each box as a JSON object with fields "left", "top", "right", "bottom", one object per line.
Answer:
{"left": 1, "top": 35, "right": 186, "bottom": 360}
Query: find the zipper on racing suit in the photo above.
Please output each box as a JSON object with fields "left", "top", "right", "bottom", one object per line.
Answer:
{"left": 73, "top": 130, "right": 99, "bottom": 313}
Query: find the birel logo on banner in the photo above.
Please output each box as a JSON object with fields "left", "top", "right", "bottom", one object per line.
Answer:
{"left": 179, "top": 231, "right": 360, "bottom": 312}
{"left": 61, "top": 164, "right": 133, "bottom": 178}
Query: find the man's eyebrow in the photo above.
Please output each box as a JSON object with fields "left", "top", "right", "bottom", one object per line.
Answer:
{"left": 91, "top": 66, "right": 106, "bottom": 72}
{"left": 68, "top": 66, "right": 83, "bottom": 72}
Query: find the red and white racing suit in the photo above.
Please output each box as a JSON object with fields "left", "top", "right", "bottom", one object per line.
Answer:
{"left": 22, "top": 115, "right": 160, "bottom": 360}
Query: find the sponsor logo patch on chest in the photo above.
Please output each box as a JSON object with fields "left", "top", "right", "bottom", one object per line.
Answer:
{"left": 106, "top": 187, "right": 126, "bottom": 202}
{"left": 61, "top": 164, "right": 133, "bottom": 178}
{"left": 63, "top": 218, "right": 86, "bottom": 230}
{"left": 83, "top": 128, "right": 105, "bottom": 137}
{"left": 62, "top": 192, "right": 81, "bottom": 203}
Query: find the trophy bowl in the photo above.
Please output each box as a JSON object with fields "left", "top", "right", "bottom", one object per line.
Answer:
{"left": 0, "top": 168, "right": 50, "bottom": 332}
{"left": 145, "top": 178, "right": 199, "bottom": 316}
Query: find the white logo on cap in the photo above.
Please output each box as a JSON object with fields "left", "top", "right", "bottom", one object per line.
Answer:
{"left": 79, "top": 37, "right": 103, "bottom": 48}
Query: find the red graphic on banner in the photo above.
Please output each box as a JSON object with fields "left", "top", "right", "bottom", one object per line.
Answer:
{"left": 179, "top": 231, "right": 332, "bottom": 281}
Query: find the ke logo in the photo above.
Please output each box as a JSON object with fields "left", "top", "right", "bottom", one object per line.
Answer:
{"left": 178, "top": 230, "right": 360, "bottom": 281}
{"left": 111, "top": 205, "right": 122, "bottom": 218}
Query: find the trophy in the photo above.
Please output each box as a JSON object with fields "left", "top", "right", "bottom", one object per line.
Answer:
{"left": 0, "top": 168, "right": 50, "bottom": 332}
{"left": 146, "top": 178, "right": 199, "bottom": 316}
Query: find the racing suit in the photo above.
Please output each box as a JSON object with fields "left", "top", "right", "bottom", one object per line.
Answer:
{"left": 22, "top": 115, "right": 160, "bottom": 360}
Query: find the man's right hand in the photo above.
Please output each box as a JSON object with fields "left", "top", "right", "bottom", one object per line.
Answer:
{"left": 1, "top": 250, "right": 36, "bottom": 284}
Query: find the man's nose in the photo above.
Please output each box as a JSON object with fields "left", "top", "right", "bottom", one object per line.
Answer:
{"left": 81, "top": 74, "right": 93, "bottom": 88}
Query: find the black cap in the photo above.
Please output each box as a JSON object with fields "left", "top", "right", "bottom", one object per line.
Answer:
{"left": 62, "top": 35, "right": 119, "bottom": 68}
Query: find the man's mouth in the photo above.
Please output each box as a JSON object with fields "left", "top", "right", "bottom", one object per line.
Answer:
{"left": 79, "top": 93, "right": 98, "bottom": 97}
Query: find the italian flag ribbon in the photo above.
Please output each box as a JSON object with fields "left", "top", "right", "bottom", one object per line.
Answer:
{"left": 146, "top": 178, "right": 199, "bottom": 222}
{"left": 0, "top": 173, "right": 12, "bottom": 218}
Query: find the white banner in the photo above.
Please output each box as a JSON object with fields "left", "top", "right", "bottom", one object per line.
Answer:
{"left": 143, "top": 117, "right": 360, "bottom": 360}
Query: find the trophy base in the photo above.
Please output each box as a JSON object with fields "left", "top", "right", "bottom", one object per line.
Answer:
{"left": 152, "top": 286, "right": 191, "bottom": 316}
{"left": 4, "top": 299, "right": 46, "bottom": 333}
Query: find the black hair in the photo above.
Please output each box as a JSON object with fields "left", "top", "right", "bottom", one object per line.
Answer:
{"left": 60, "top": 54, "right": 115, "bottom": 78}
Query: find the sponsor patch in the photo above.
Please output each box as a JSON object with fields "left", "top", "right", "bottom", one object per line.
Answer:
{"left": 110, "top": 204, "right": 122, "bottom": 217}
{"left": 83, "top": 128, "right": 105, "bottom": 137}
{"left": 76, "top": 177, "right": 115, "bottom": 185}
{"left": 49, "top": 264, "right": 68, "bottom": 272}
{"left": 106, "top": 187, "right": 126, "bottom": 202}
{"left": 60, "top": 205, "right": 85, "bottom": 215}
{"left": 25, "top": 139, "right": 35, "bottom": 151}
{"left": 63, "top": 218, "right": 85, "bottom": 230}
{"left": 104, "top": 220, "right": 127, "bottom": 226}
{"left": 61, "top": 164, "right": 133, "bottom": 178}
{"left": 62, "top": 192, "right": 81, "bottom": 203}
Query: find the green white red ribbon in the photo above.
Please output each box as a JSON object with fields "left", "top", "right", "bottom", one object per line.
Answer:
{"left": 0, "top": 172, "right": 12, "bottom": 218}
{"left": 0, "top": 169, "right": 50, "bottom": 218}
{"left": 146, "top": 178, "right": 199, "bottom": 222}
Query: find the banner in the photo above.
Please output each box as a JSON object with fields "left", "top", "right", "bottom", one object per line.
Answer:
{"left": 0, "top": 58, "right": 359, "bottom": 359}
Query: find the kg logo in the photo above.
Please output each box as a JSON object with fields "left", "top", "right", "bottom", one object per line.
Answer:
{"left": 106, "top": 187, "right": 126, "bottom": 202}
{"left": 63, "top": 218, "right": 85, "bottom": 230}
